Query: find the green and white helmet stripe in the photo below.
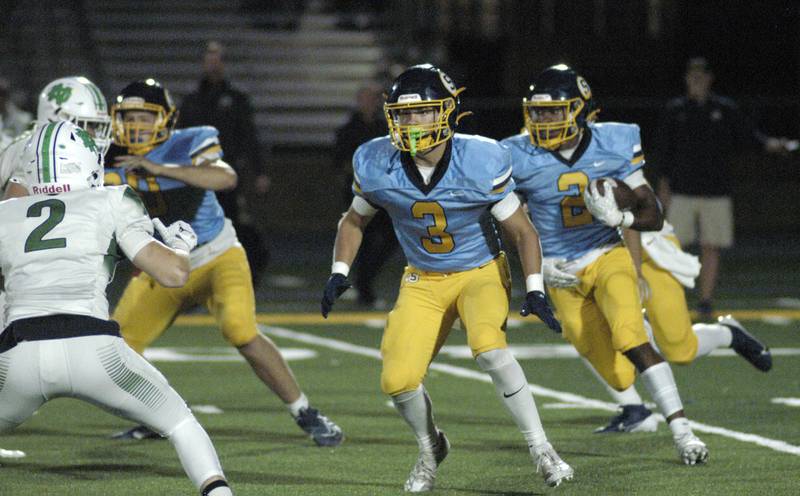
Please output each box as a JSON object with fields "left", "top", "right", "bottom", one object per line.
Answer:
{"left": 78, "top": 77, "right": 107, "bottom": 113}
{"left": 36, "top": 121, "right": 63, "bottom": 184}
{"left": 24, "top": 120, "right": 104, "bottom": 193}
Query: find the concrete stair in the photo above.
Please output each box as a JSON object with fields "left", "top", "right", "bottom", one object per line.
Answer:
{"left": 85, "top": 0, "right": 385, "bottom": 147}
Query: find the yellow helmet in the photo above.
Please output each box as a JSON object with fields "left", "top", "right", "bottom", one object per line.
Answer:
{"left": 111, "top": 78, "right": 177, "bottom": 154}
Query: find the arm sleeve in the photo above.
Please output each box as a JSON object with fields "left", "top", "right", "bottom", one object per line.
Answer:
{"left": 111, "top": 186, "right": 156, "bottom": 260}
{"left": 490, "top": 193, "right": 521, "bottom": 221}
{"left": 351, "top": 195, "right": 378, "bottom": 217}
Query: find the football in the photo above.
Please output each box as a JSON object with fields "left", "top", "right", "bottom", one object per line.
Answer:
{"left": 593, "top": 178, "right": 637, "bottom": 211}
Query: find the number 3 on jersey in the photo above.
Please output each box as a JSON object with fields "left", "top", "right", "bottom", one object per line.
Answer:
{"left": 412, "top": 201, "right": 454, "bottom": 254}
{"left": 558, "top": 171, "right": 592, "bottom": 228}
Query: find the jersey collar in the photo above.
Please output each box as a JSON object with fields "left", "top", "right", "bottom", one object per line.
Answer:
{"left": 549, "top": 127, "right": 593, "bottom": 168}
{"left": 400, "top": 140, "right": 453, "bottom": 195}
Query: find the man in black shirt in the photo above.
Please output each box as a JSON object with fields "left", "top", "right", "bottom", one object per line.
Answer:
{"left": 655, "top": 57, "right": 785, "bottom": 319}
{"left": 333, "top": 82, "right": 396, "bottom": 308}
{"left": 180, "top": 41, "right": 271, "bottom": 284}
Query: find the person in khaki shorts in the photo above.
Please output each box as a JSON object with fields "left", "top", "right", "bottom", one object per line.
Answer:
{"left": 655, "top": 57, "right": 788, "bottom": 319}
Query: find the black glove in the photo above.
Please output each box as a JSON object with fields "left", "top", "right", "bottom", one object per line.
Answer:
{"left": 520, "top": 290, "right": 562, "bottom": 333}
{"left": 320, "top": 273, "right": 351, "bottom": 318}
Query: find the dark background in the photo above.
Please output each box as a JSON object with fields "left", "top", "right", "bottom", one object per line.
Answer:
{"left": 1, "top": 0, "right": 798, "bottom": 237}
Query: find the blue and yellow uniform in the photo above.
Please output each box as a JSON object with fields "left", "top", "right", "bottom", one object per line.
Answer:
{"left": 106, "top": 126, "right": 258, "bottom": 351}
{"left": 503, "top": 122, "right": 649, "bottom": 390}
{"left": 354, "top": 134, "right": 515, "bottom": 395}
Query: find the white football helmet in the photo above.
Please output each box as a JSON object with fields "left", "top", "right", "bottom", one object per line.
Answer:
{"left": 37, "top": 77, "right": 112, "bottom": 155}
{"left": 21, "top": 120, "right": 104, "bottom": 195}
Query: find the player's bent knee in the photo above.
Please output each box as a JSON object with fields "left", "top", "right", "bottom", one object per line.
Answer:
{"left": 381, "top": 367, "right": 425, "bottom": 396}
{"left": 221, "top": 324, "right": 259, "bottom": 348}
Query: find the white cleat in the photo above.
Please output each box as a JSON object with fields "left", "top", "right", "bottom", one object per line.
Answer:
{"left": 674, "top": 432, "right": 709, "bottom": 465}
{"left": 404, "top": 431, "right": 450, "bottom": 493}
{"left": 533, "top": 443, "right": 574, "bottom": 487}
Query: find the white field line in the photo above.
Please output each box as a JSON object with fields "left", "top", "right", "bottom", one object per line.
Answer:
{"left": 261, "top": 325, "right": 800, "bottom": 457}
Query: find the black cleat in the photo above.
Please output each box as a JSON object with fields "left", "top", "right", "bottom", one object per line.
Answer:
{"left": 110, "top": 425, "right": 161, "bottom": 440}
{"left": 594, "top": 404, "right": 659, "bottom": 434}
{"left": 719, "top": 315, "right": 772, "bottom": 372}
{"left": 295, "top": 407, "right": 344, "bottom": 447}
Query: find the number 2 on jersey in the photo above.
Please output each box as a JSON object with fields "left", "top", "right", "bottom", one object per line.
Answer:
{"left": 558, "top": 171, "right": 592, "bottom": 228}
{"left": 412, "top": 201, "right": 454, "bottom": 253}
{"left": 25, "top": 199, "right": 67, "bottom": 252}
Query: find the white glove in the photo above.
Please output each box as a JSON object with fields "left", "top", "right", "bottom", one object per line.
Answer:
{"left": 542, "top": 258, "right": 580, "bottom": 288}
{"left": 584, "top": 179, "right": 630, "bottom": 228}
{"left": 153, "top": 218, "right": 197, "bottom": 252}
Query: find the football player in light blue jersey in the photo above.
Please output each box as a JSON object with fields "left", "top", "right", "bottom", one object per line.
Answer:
{"left": 321, "top": 64, "right": 572, "bottom": 491}
{"left": 504, "top": 64, "right": 708, "bottom": 465}
{"left": 104, "top": 79, "right": 343, "bottom": 446}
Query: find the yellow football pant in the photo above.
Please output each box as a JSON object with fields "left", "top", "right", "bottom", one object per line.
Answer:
{"left": 114, "top": 246, "right": 258, "bottom": 353}
{"left": 548, "top": 246, "right": 649, "bottom": 391}
{"left": 641, "top": 236, "right": 698, "bottom": 364}
{"left": 380, "top": 255, "right": 511, "bottom": 396}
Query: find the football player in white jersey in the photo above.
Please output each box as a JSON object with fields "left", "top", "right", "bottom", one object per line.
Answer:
{"left": 0, "top": 76, "right": 111, "bottom": 200}
{"left": 0, "top": 121, "right": 232, "bottom": 496}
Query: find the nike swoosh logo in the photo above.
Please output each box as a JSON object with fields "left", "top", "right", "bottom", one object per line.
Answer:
{"left": 503, "top": 385, "right": 526, "bottom": 398}
{"left": 592, "top": 161, "right": 605, "bottom": 167}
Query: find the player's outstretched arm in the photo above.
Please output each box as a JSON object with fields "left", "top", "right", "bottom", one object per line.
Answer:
{"left": 114, "top": 155, "right": 238, "bottom": 191}
{"left": 321, "top": 205, "right": 373, "bottom": 318}
{"left": 132, "top": 241, "right": 190, "bottom": 288}
{"left": 498, "top": 205, "right": 562, "bottom": 333}
{"left": 131, "top": 219, "right": 197, "bottom": 288}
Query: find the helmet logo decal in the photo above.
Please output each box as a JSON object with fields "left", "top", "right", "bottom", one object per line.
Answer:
{"left": 577, "top": 76, "right": 592, "bottom": 100}
{"left": 438, "top": 71, "right": 458, "bottom": 96}
{"left": 74, "top": 128, "right": 99, "bottom": 153}
{"left": 47, "top": 84, "right": 72, "bottom": 105}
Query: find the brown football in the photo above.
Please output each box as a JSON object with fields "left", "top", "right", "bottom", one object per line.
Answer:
{"left": 593, "top": 178, "right": 637, "bottom": 211}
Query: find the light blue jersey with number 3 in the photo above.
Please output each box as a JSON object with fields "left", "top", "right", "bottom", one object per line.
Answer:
{"left": 353, "top": 134, "right": 514, "bottom": 273}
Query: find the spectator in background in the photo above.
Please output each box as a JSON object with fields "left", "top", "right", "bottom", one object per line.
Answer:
{"left": 333, "top": 82, "right": 396, "bottom": 308}
{"left": 0, "top": 77, "right": 32, "bottom": 139}
{"left": 655, "top": 57, "right": 787, "bottom": 320}
{"left": 180, "top": 41, "right": 271, "bottom": 285}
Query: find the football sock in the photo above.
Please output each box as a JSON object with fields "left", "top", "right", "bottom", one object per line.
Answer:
{"left": 693, "top": 323, "right": 733, "bottom": 358}
{"left": 640, "top": 362, "right": 683, "bottom": 418}
{"left": 667, "top": 417, "right": 692, "bottom": 439}
{"left": 392, "top": 385, "right": 438, "bottom": 452}
{"left": 581, "top": 357, "right": 644, "bottom": 405}
{"left": 202, "top": 480, "right": 233, "bottom": 496}
{"left": 286, "top": 392, "right": 309, "bottom": 418}
{"left": 476, "top": 348, "right": 547, "bottom": 449}
{"left": 167, "top": 417, "right": 226, "bottom": 489}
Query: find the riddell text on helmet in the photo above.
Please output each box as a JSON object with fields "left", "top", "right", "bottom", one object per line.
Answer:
{"left": 31, "top": 184, "right": 71, "bottom": 194}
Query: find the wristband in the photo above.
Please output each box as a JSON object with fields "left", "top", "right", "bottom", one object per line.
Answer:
{"left": 331, "top": 261, "right": 350, "bottom": 277}
{"left": 526, "top": 273, "right": 544, "bottom": 293}
{"left": 620, "top": 211, "right": 635, "bottom": 228}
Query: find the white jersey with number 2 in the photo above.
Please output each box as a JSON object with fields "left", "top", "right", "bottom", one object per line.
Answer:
{"left": 0, "top": 185, "right": 153, "bottom": 325}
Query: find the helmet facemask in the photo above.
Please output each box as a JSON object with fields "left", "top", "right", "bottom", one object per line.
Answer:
{"left": 385, "top": 97, "right": 456, "bottom": 156}
{"left": 111, "top": 100, "right": 175, "bottom": 155}
{"left": 523, "top": 97, "right": 584, "bottom": 150}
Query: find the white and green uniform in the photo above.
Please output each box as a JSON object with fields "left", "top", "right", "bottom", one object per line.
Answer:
{"left": 0, "top": 129, "right": 31, "bottom": 332}
{"left": 0, "top": 186, "right": 226, "bottom": 489}
{"left": 0, "top": 186, "right": 152, "bottom": 324}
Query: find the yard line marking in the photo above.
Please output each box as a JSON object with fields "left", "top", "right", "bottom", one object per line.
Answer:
{"left": 260, "top": 325, "right": 800, "bottom": 457}
{"left": 436, "top": 344, "right": 800, "bottom": 359}
{"left": 772, "top": 398, "right": 800, "bottom": 407}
